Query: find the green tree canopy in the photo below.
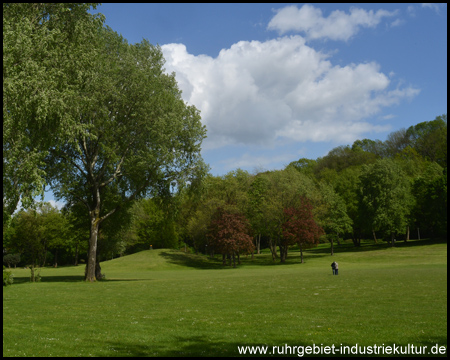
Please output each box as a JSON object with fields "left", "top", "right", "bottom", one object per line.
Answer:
{"left": 45, "top": 26, "right": 206, "bottom": 281}
{"left": 3, "top": 3, "right": 104, "bottom": 219}
{"left": 358, "top": 159, "right": 413, "bottom": 244}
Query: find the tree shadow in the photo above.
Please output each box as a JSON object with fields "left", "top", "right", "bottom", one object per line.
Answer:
{"left": 307, "top": 238, "right": 446, "bottom": 256}
{"left": 11, "top": 275, "right": 153, "bottom": 285}
{"left": 11, "top": 275, "right": 86, "bottom": 285}
{"left": 158, "top": 251, "right": 224, "bottom": 270}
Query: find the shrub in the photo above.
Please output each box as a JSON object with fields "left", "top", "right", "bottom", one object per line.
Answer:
{"left": 3, "top": 266, "right": 14, "bottom": 286}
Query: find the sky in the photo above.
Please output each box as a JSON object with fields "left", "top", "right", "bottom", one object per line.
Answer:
{"left": 46, "top": 3, "right": 447, "bottom": 208}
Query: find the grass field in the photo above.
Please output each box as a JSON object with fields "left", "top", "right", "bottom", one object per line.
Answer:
{"left": 3, "top": 239, "right": 447, "bottom": 357}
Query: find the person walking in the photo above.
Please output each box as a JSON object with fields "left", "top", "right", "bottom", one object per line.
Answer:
{"left": 331, "top": 261, "right": 336, "bottom": 275}
{"left": 334, "top": 261, "right": 339, "bottom": 275}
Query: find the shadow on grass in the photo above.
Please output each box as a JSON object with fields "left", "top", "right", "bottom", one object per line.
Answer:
{"left": 11, "top": 275, "right": 85, "bottom": 285}
{"left": 158, "top": 251, "right": 224, "bottom": 270}
{"left": 163, "top": 238, "right": 447, "bottom": 269}
{"left": 307, "top": 238, "right": 447, "bottom": 256}
{"left": 11, "top": 275, "right": 154, "bottom": 285}
{"left": 97, "top": 334, "right": 448, "bottom": 357}
{"left": 160, "top": 249, "right": 331, "bottom": 269}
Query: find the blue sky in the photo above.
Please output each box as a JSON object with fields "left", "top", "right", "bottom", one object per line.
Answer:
{"left": 46, "top": 3, "right": 447, "bottom": 207}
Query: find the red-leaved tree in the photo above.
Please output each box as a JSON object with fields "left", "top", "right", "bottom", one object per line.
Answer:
{"left": 207, "top": 207, "right": 254, "bottom": 268}
{"left": 282, "top": 196, "right": 324, "bottom": 263}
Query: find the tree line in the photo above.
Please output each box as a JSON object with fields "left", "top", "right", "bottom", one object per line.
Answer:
{"left": 4, "top": 114, "right": 447, "bottom": 268}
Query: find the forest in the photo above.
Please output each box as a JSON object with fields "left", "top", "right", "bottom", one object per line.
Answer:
{"left": 3, "top": 4, "right": 447, "bottom": 277}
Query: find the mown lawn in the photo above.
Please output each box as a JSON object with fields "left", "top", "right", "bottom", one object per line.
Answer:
{"left": 3, "top": 239, "right": 447, "bottom": 357}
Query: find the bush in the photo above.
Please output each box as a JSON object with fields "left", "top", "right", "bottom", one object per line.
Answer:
{"left": 3, "top": 266, "right": 14, "bottom": 286}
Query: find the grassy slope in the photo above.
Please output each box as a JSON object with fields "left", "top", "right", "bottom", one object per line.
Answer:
{"left": 3, "top": 239, "right": 447, "bottom": 357}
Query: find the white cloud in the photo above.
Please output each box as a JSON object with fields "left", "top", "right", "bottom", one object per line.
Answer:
{"left": 267, "top": 4, "right": 398, "bottom": 41}
{"left": 390, "top": 18, "right": 405, "bottom": 27}
{"left": 162, "top": 35, "right": 419, "bottom": 151}
{"left": 48, "top": 200, "right": 65, "bottom": 210}
{"left": 421, "top": 3, "right": 445, "bottom": 14}
{"left": 219, "top": 151, "right": 298, "bottom": 172}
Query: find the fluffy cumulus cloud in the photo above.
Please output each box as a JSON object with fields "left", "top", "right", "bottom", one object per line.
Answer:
{"left": 161, "top": 5, "right": 418, "bottom": 151}
{"left": 267, "top": 4, "right": 398, "bottom": 41}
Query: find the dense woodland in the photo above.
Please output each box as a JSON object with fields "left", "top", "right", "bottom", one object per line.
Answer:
{"left": 3, "top": 4, "right": 447, "bottom": 274}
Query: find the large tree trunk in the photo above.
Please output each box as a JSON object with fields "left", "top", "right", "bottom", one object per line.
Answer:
{"left": 95, "top": 260, "right": 102, "bottom": 280}
{"left": 299, "top": 243, "right": 304, "bottom": 263}
{"left": 86, "top": 208, "right": 100, "bottom": 282}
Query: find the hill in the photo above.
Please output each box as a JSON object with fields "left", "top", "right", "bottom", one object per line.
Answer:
{"left": 3, "top": 240, "right": 447, "bottom": 357}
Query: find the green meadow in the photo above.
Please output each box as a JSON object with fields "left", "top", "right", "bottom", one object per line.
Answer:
{"left": 3, "top": 239, "right": 447, "bottom": 357}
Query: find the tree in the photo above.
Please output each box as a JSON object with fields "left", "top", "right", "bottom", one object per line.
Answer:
{"left": 358, "top": 159, "right": 413, "bottom": 245}
{"left": 282, "top": 196, "right": 323, "bottom": 263}
{"left": 315, "top": 144, "right": 378, "bottom": 178}
{"left": 45, "top": 27, "right": 206, "bottom": 281}
{"left": 317, "top": 182, "right": 352, "bottom": 255}
{"left": 207, "top": 207, "right": 254, "bottom": 268}
{"left": 9, "top": 209, "right": 43, "bottom": 267}
{"left": 63, "top": 204, "right": 90, "bottom": 266}
{"left": 287, "top": 158, "right": 317, "bottom": 177}
{"left": 384, "top": 128, "right": 411, "bottom": 158}
{"left": 406, "top": 115, "right": 447, "bottom": 167}
{"left": 6, "top": 203, "right": 66, "bottom": 267}
{"left": 3, "top": 3, "right": 104, "bottom": 219}
{"left": 247, "top": 174, "right": 270, "bottom": 254}
{"left": 3, "top": 253, "right": 20, "bottom": 269}
{"left": 38, "top": 202, "right": 68, "bottom": 267}
{"left": 124, "top": 197, "right": 179, "bottom": 252}
{"left": 411, "top": 164, "right": 447, "bottom": 238}
{"left": 352, "top": 138, "right": 386, "bottom": 158}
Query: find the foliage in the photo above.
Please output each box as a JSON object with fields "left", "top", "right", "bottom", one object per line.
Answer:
{"left": 4, "top": 202, "right": 70, "bottom": 267}
{"left": 3, "top": 253, "right": 20, "bottom": 268}
{"left": 3, "top": 266, "right": 14, "bottom": 286}
{"left": 317, "top": 182, "right": 352, "bottom": 251}
{"left": 3, "top": 3, "right": 104, "bottom": 218}
{"left": 44, "top": 26, "right": 206, "bottom": 281}
{"left": 405, "top": 114, "right": 447, "bottom": 167}
{"left": 411, "top": 164, "right": 447, "bottom": 238}
{"left": 207, "top": 207, "right": 254, "bottom": 267}
{"left": 358, "top": 159, "right": 413, "bottom": 243}
{"left": 282, "top": 196, "right": 324, "bottom": 263}
{"left": 62, "top": 203, "right": 90, "bottom": 266}
{"left": 123, "top": 198, "right": 179, "bottom": 252}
